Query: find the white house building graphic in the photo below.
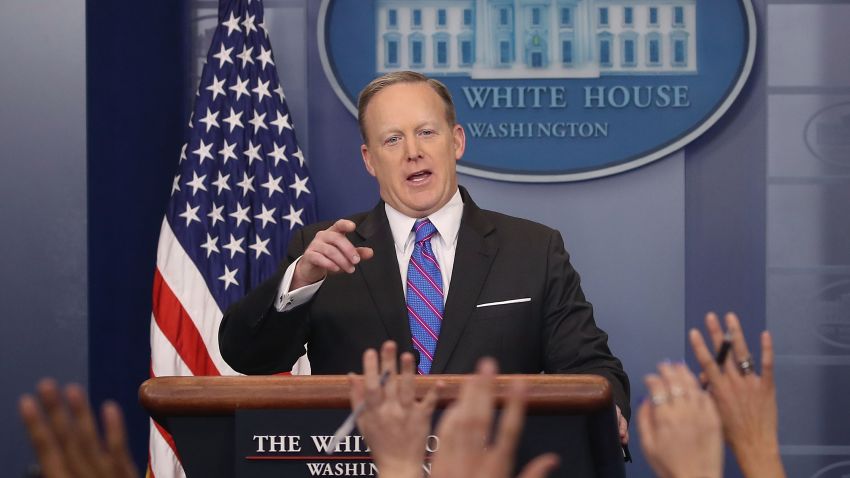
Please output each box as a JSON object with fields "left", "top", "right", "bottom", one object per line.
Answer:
{"left": 375, "top": 0, "right": 697, "bottom": 78}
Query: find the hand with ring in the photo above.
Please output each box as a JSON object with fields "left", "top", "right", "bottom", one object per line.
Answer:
{"left": 637, "top": 362, "right": 723, "bottom": 478}
{"left": 689, "top": 312, "right": 787, "bottom": 478}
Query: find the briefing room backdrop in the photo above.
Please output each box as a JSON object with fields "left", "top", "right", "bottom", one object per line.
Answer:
{"left": 1, "top": 0, "right": 848, "bottom": 477}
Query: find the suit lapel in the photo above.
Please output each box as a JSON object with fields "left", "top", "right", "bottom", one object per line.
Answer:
{"left": 430, "top": 189, "right": 497, "bottom": 373}
{"left": 353, "top": 203, "right": 412, "bottom": 348}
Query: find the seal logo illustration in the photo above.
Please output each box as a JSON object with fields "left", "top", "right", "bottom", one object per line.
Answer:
{"left": 319, "top": 0, "right": 756, "bottom": 182}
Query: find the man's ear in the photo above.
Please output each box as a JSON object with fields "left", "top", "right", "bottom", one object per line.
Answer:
{"left": 361, "top": 143, "right": 377, "bottom": 177}
{"left": 452, "top": 123, "right": 466, "bottom": 161}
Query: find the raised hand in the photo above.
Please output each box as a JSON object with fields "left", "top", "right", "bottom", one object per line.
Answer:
{"left": 430, "top": 359, "right": 559, "bottom": 478}
{"left": 19, "top": 379, "right": 138, "bottom": 478}
{"left": 689, "top": 312, "right": 786, "bottom": 478}
{"left": 349, "top": 341, "right": 437, "bottom": 478}
{"left": 637, "top": 362, "right": 723, "bottom": 478}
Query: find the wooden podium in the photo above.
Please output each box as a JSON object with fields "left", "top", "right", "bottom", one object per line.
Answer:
{"left": 140, "top": 375, "right": 625, "bottom": 477}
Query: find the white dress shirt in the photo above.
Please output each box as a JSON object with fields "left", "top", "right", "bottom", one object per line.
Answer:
{"left": 275, "top": 189, "right": 463, "bottom": 312}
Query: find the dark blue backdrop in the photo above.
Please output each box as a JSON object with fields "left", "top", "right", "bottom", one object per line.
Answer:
{"left": 86, "top": 0, "right": 191, "bottom": 467}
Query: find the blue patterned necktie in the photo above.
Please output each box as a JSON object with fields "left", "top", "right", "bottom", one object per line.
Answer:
{"left": 406, "top": 219, "right": 444, "bottom": 374}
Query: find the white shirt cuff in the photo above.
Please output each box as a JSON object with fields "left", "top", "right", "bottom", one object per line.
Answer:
{"left": 275, "top": 257, "right": 324, "bottom": 312}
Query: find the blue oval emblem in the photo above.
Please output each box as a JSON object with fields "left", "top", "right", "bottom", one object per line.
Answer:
{"left": 805, "top": 101, "right": 850, "bottom": 169}
{"left": 810, "top": 280, "right": 850, "bottom": 350}
{"left": 319, "top": 0, "right": 756, "bottom": 182}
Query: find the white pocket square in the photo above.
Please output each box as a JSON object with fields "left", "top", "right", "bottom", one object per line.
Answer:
{"left": 476, "top": 298, "right": 531, "bottom": 308}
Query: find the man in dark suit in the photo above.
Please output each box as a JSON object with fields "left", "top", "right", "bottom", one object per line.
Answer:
{"left": 218, "top": 71, "right": 631, "bottom": 440}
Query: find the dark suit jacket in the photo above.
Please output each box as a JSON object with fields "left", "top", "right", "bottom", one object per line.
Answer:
{"left": 219, "top": 187, "right": 630, "bottom": 417}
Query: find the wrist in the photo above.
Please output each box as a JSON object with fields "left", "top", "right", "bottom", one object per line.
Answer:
{"left": 291, "top": 263, "right": 323, "bottom": 290}
{"left": 373, "top": 460, "right": 422, "bottom": 478}
{"left": 736, "top": 447, "right": 785, "bottom": 478}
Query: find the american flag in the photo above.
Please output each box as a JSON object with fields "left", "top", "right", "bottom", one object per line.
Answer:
{"left": 149, "top": 0, "right": 316, "bottom": 475}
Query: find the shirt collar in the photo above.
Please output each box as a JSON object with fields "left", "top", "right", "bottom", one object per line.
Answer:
{"left": 385, "top": 188, "right": 463, "bottom": 253}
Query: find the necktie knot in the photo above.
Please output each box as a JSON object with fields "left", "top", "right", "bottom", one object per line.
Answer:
{"left": 413, "top": 218, "right": 437, "bottom": 244}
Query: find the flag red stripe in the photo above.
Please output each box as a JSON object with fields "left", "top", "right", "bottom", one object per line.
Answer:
{"left": 152, "top": 269, "right": 220, "bottom": 376}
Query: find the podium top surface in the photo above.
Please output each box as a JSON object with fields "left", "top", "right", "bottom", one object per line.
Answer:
{"left": 140, "top": 375, "right": 612, "bottom": 416}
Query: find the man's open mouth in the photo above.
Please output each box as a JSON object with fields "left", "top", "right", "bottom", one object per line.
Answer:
{"left": 407, "top": 170, "right": 432, "bottom": 183}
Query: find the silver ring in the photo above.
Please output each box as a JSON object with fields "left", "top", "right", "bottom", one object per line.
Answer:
{"left": 650, "top": 393, "right": 668, "bottom": 406}
{"left": 737, "top": 357, "right": 754, "bottom": 375}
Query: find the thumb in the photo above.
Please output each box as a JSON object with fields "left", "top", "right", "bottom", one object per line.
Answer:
{"left": 356, "top": 247, "right": 375, "bottom": 261}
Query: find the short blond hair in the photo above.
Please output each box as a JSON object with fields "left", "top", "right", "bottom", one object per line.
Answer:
{"left": 357, "top": 71, "right": 457, "bottom": 142}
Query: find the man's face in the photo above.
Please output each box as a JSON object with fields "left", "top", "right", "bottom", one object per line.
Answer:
{"left": 360, "top": 82, "right": 465, "bottom": 218}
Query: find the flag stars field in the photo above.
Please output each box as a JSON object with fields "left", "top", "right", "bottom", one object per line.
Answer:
{"left": 154, "top": 4, "right": 317, "bottom": 472}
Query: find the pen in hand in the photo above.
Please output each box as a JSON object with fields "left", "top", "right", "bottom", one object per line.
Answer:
{"left": 326, "top": 369, "right": 391, "bottom": 455}
{"left": 715, "top": 332, "right": 732, "bottom": 365}
{"left": 702, "top": 332, "right": 732, "bottom": 390}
